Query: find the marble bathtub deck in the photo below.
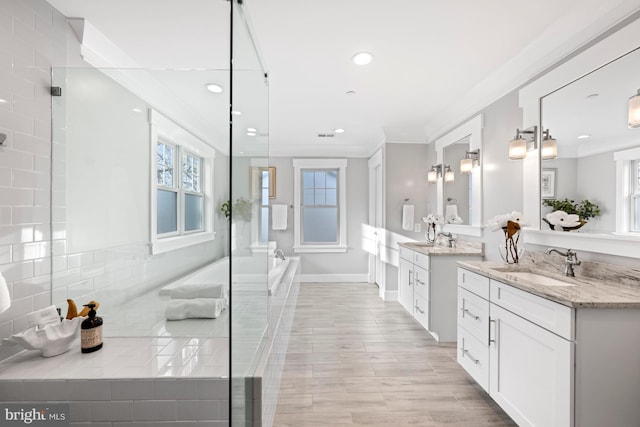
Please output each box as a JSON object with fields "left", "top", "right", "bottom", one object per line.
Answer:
{"left": 273, "top": 283, "right": 516, "bottom": 427}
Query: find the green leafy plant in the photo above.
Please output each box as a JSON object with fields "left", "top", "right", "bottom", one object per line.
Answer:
{"left": 220, "top": 198, "right": 252, "bottom": 222}
{"left": 542, "top": 198, "right": 601, "bottom": 220}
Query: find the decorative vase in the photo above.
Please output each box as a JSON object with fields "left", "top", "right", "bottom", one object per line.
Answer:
{"left": 542, "top": 218, "right": 588, "bottom": 232}
{"left": 499, "top": 223, "right": 523, "bottom": 264}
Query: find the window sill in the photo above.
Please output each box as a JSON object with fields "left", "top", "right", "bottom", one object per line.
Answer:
{"left": 293, "top": 245, "right": 347, "bottom": 254}
{"left": 152, "top": 231, "right": 215, "bottom": 255}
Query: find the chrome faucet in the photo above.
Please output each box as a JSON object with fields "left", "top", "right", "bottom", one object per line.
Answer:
{"left": 545, "top": 248, "right": 581, "bottom": 277}
{"left": 438, "top": 232, "right": 456, "bottom": 248}
{"left": 274, "top": 248, "right": 286, "bottom": 260}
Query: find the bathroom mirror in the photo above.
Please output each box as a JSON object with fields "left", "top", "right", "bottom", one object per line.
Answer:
{"left": 434, "top": 114, "right": 483, "bottom": 236}
{"left": 519, "top": 17, "right": 640, "bottom": 258}
{"left": 443, "top": 137, "right": 471, "bottom": 225}
{"left": 540, "top": 46, "right": 640, "bottom": 235}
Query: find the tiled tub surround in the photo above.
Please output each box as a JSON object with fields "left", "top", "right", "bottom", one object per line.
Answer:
{"left": 0, "top": 337, "right": 229, "bottom": 426}
{"left": 0, "top": 258, "right": 301, "bottom": 426}
{"left": 457, "top": 253, "right": 640, "bottom": 427}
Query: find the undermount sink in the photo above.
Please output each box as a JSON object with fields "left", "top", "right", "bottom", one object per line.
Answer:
{"left": 495, "top": 270, "right": 577, "bottom": 287}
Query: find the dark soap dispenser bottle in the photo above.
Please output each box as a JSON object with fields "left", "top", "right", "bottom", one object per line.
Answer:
{"left": 81, "top": 303, "right": 103, "bottom": 353}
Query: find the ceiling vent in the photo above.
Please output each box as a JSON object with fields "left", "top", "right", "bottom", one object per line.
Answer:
{"left": 317, "top": 133, "right": 335, "bottom": 138}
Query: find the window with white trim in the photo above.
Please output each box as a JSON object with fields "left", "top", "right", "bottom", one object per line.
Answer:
{"left": 156, "top": 141, "right": 204, "bottom": 236}
{"left": 614, "top": 147, "right": 640, "bottom": 234}
{"left": 293, "top": 159, "right": 347, "bottom": 253}
{"left": 150, "top": 109, "right": 215, "bottom": 254}
{"left": 632, "top": 159, "right": 640, "bottom": 232}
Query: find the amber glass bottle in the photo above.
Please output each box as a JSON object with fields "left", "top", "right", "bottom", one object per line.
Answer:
{"left": 80, "top": 303, "right": 103, "bottom": 353}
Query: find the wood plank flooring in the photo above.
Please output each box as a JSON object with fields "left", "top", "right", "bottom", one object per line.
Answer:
{"left": 273, "top": 283, "right": 517, "bottom": 427}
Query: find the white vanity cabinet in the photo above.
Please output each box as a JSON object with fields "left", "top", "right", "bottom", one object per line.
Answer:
{"left": 398, "top": 246, "right": 430, "bottom": 330}
{"left": 458, "top": 266, "right": 640, "bottom": 427}
{"left": 457, "top": 268, "right": 574, "bottom": 427}
{"left": 399, "top": 245, "right": 483, "bottom": 342}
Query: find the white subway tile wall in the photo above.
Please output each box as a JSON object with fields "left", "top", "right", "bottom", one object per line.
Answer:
{"left": 0, "top": 0, "right": 65, "bottom": 361}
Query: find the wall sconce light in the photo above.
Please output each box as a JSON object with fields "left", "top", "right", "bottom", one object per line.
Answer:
{"left": 629, "top": 89, "right": 640, "bottom": 128}
{"left": 427, "top": 164, "right": 442, "bottom": 183}
{"left": 508, "top": 126, "right": 537, "bottom": 160}
{"left": 460, "top": 149, "right": 480, "bottom": 173}
{"left": 444, "top": 165, "right": 455, "bottom": 183}
{"left": 541, "top": 129, "right": 557, "bottom": 160}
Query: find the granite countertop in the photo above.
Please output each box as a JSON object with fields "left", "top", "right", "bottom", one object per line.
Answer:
{"left": 399, "top": 241, "right": 484, "bottom": 257}
{"left": 458, "top": 258, "right": 640, "bottom": 309}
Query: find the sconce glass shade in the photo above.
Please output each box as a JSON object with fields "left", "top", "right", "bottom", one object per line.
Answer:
{"left": 460, "top": 157, "right": 473, "bottom": 173}
{"left": 629, "top": 90, "right": 640, "bottom": 128}
{"left": 427, "top": 170, "right": 438, "bottom": 183}
{"left": 444, "top": 166, "right": 455, "bottom": 183}
{"left": 541, "top": 137, "right": 557, "bottom": 160}
{"left": 508, "top": 138, "right": 527, "bottom": 160}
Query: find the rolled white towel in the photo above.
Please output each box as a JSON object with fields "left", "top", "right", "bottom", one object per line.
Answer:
{"left": 26, "top": 305, "right": 60, "bottom": 329}
{"left": 165, "top": 298, "right": 225, "bottom": 320}
{"left": 161, "top": 283, "right": 225, "bottom": 299}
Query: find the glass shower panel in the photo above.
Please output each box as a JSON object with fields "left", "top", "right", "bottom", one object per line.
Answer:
{"left": 230, "top": 1, "right": 270, "bottom": 425}
{"left": 50, "top": 68, "right": 229, "bottom": 341}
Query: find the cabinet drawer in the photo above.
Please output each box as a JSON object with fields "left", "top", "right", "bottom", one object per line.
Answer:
{"left": 414, "top": 295, "right": 429, "bottom": 330}
{"left": 458, "top": 268, "right": 490, "bottom": 299}
{"left": 399, "top": 246, "right": 413, "bottom": 262}
{"left": 457, "top": 325, "right": 489, "bottom": 392}
{"left": 414, "top": 265, "right": 430, "bottom": 300}
{"left": 490, "top": 280, "right": 574, "bottom": 341}
{"left": 414, "top": 252, "right": 430, "bottom": 270}
{"left": 458, "top": 287, "right": 489, "bottom": 344}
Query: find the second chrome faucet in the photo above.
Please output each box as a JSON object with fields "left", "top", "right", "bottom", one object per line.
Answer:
{"left": 545, "top": 248, "right": 581, "bottom": 277}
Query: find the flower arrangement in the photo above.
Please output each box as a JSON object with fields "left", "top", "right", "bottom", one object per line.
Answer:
{"left": 422, "top": 214, "right": 444, "bottom": 243}
{"left": 542, "top": 198, "right": 600, "bottom": 231}
{"left": 221, "top": 198, "right": 252, "bottom": 222}
{"left": 488, "top": 211, "right": 527, "bottom": 264}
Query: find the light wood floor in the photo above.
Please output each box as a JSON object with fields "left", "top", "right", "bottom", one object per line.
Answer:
{"left": 273, "top": 283, "right": 517, "bottom": 427}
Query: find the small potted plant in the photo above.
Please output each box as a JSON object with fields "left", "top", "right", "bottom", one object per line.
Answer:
{"left": 542, "top": 198, "right": 601, "bottom": 231}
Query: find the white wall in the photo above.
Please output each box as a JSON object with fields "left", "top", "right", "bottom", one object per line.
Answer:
{"left": 268, "top": 156, "right": 369, "bottom": 278}
{"left": 475, "top": 90, "right": 524, "bottom": 261}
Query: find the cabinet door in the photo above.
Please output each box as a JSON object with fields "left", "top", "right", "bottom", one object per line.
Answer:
{"left": 398, "top": 258, "right": 414, "bottom": 314}
{"left": 489, "top": 303, "right": 573, "bottom": 427}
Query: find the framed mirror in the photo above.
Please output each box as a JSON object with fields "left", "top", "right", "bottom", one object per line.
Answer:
{"left": 519, "top": 17, "right": 640, "bottom": 258}
{"left": 434, "top": 114, "right": 483, "bottom": 236}
{"left": 540, "top": 46, "right": 640, "bottom": 235}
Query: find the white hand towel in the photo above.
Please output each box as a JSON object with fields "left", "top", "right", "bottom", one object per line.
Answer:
{"left": 167, "top": 283, "right": 225, "bottom": 300}
{"left": 0, "top": 271, "right": 9, "bottom": 314}
{"left": 26, "top": 305, "right": 60, "bottom": 329}
{"left": 165, "top": 298, "right": 225, "bottom": 320}
{"left": 272, "top": 204, "right": 288, "bottom": 230}
{"left": 402, "top": 204, "right": 414, "bottom": 230}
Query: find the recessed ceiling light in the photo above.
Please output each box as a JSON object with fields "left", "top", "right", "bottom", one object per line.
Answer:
{"left": 334, "top": 128, "right": 345, "bottom": 134}
{"left": 346, "top": 90, "right": 356, "bottom": 96}
{"left": 0, "top": 98, "right": 7, "bottom": 104}
{"left": 247, "top": 127, "right": 257, "bottom": 132}
{"left": 352, "top": 52, "right": 373, "bottom": 65}
{"left": 577, "top": 134, "right": 591, "bottom": 139}
{"left": 247, "top": 132, "right": 257, "bottom": 137}
{"left": 205, "top": 83, "right": 223, "bottom": 93}
{"left": 132, "top": 108, "right": 143, "bottom": 113}
{"left": 586, "top": 93, "right": 599, "bottom": 99}
{"left": 231, "top": 110, "right": 242, "bottom": 116}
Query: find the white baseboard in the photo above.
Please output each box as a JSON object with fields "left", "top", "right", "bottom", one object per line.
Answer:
{"left": 382, "top": 291, "right": 398, "bottom": 301}
{"left": 300, "top": 274, "right": 369, "bottom": 283}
